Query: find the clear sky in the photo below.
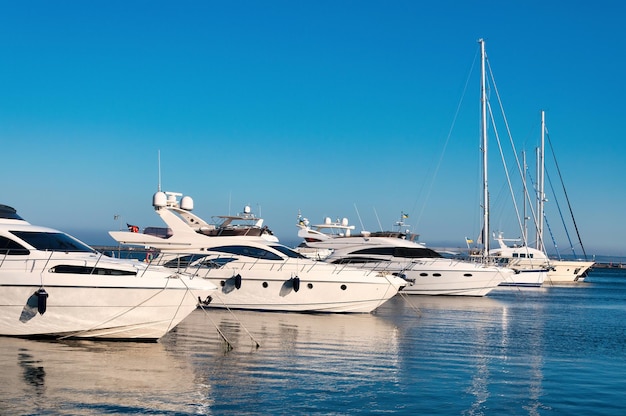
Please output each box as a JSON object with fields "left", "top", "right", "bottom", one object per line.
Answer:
{"left": 1, "top": 1, "right": 624, "bottom": 256}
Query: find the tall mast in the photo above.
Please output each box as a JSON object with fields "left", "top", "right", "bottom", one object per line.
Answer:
{"left": 536, "top": 110, "right": 546, "bottom": 251}
{"left": 479, "top": 39, "right": 489, "bottom": 255}
{"left": 522, "top": 150, "right": 528, "bottom": 245}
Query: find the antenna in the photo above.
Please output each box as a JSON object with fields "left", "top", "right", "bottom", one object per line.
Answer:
{"left": 157, "top": 149, "right": 162, "bottom": 192}
{"left": 354, "top": 203, "right": 365, "bottom": 231}
{"left": 373, "top": 207, "right": 383, "bottom": 231}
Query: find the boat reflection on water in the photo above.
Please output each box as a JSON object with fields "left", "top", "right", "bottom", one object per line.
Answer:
{"left": 382, "top": 294, "right": 547, "bottom": 415}
{"left": 1, "top": 337, "right": 202, "bottom": 414}
{"left": 0, "top": 293, "right": 560, "bottom": 414}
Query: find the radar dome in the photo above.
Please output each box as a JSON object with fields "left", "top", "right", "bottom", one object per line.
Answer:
{"left": 153, "top": 191, "right": 167, "bottom": 208}
{"left": 180, "top": 196, "right": 194, "bottom": 211}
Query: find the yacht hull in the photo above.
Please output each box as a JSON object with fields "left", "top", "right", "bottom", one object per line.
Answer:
{"left": 186, "top": 264, "right": 405, "bottom": 313}
{"left": 0, "top": 273, "right": 215, "bottom": 340}
{"left": 545, "top": 260, "right": 595, "bottom": 283}
{"left": 498, "top": 269, "right": 546, "bottom": 287}
{"left": 348, "top": 260, "right": 510, "bottom": 296}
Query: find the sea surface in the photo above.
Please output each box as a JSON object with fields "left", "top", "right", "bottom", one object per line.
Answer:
{"left": 1, "top": 267, "right": 625, "bottom": 415}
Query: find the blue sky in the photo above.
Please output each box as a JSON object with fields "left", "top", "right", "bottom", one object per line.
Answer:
{"left": 1, "top": 1, "right": 624, "bottom": 256}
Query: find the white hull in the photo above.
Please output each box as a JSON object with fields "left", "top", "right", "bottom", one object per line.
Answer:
{"left": 333, "top": 259, "right": 511, "bottom": 296}
{"left": 404, "top": 261, "right": 512, "bottom": 296}
{"left": 545, "top": 260, "right": 594, "bottom": 283}
{"left": 176, "top": 259, "right": 405, "bottom": 313}
{"left": 0, "top": 204, "right": 217, "bottom": 340}
{"left": 498, "top": 269, "right": 546, "bottom": 287}
{"left": 0, "top": 256, "right": 216, "bottom": 340}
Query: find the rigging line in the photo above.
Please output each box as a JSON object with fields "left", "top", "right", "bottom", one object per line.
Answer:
{"left": 487, "top": 101, "right": 526, "bottom": 246}
{"left": 196, "top": 303, "right": 236, "bottom": 351}
{"left": 542, "top": 204, "right": 562, "bottom": 260}
{"left": 191, "top": 262, "right": 260, "bottom": 349}
{"left": 373, "top": 207, "right": 383, "bottom": 232}
{"left": 545, "top": 129, "right": 588, "bottom": 259}
{"left": 213, "top": 294, "right": 260, "bottom": 348}
{"left": 398, "top": 291, "right": 421, "bottom": 316}
{"left": 57, "top": 278, "right": 172, "bottom": 340}
{"left": 414, "top": 47, "right": 480, "bottom": 227}
{"left": 486, "top": 60, "right": 546, "bottom": 252}
{"left": 174, "top": 262, "right": 237, "bottom": 350}
{"left": 354, "top": 204, "right": 365, "bottom": 232}
{"left": 544, "top": 167, "right": 576, "bottom": 258}
{"left": 526, "top": 166, "right": 562, "bottom": 256}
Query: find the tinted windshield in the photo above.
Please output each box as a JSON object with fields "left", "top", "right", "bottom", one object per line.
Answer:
{"left": 211, "top": 245, "right": 283, "bottom": 260}
{"left": 11, "top": 231, "right": 96, "bottom": 253}
{"left": 351, "top": 246, "right": 441, "bottom": 259}
{"left": 270, "top": 244, "right": 308, "bottom": 259}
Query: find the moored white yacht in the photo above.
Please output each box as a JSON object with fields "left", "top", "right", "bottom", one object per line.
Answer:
{"left": 0, "top": 204, "right": 217, "bottom": 340}
{"left": 296, "top": 215, "right": 513, "bottom": 296}
{"left": 531, "top": 111, "right": 594, "bottom": 283}
{"left": 109, "top": 192, "right": 406, "bottom": 313}
{"left": 486, "top": 233, "right": 548, "bottom": 287}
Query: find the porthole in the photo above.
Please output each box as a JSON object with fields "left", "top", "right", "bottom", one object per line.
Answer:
{"left": 307, "top": 283, "right": 313, "bottom": 289}
{"left": 433, "top": 273, "right": 441, "bottom": 277}
{"left": 420, "top": 273, "right": 428, "bottom": 276}
{"left": 340, "top": 284, "right": 347, "bottom": 290}
{"left": 220, "top": 281, "right": 225, "bottom": 287}
{"left": 262, "top": 282, "right": 268, "bottom": 288}
{"left": 464, "top": 273, "right": 473, "bottom": 277}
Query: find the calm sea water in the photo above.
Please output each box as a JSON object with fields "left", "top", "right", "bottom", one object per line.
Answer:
{"left": 1, "top": 268, "right": 625, "bottom": 415}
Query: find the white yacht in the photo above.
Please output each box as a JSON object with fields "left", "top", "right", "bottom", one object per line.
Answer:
{"left": 486, "top": 233, "right": 548, "bottom": 287}
{"left": 109, "top": 192, "right": 406, "bottom": 313}
{"left": 0, "top": 204, "right": 217, "bottom": 340}
{"left": 531, "top": 111, "right": 594, "bottom": 283}
{"left": 296, "top": 215, "right": 513, "bottom": 296}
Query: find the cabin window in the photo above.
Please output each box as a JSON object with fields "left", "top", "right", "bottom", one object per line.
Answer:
{"left": 0, "top": 236, "right": 30, "bottom": 255}
{"left": 164, "top": 254, "right": 209, "bottom": 268}
{"left": 50, "top": 265, "right": 136, "bottom": 275}
{"left": 331, "top": 257, "right": 384, "bottom": 265}
{"left": 270, "top": 245, "right": 308, "bottom": 259}
{"left": 198, "top": 257, "right": 237, "bottom": 268}
{"left": 11, "top": 231, "right": 95, "bottom": 253}
{"left": 211, "top": 245, "right": 283, "bottom": 261}
{"left": 512, "top": 253, "right": 519, "bottom": 258}
{"left": 351, "top": 247, "right": 441, "bottom": 259}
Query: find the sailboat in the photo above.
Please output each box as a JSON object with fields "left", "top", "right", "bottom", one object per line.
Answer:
{"left": 472, "top": 39, "right": 547, "bottom": 287}
{"left": 534, "top": 111, "right": 594, "bottom": 282}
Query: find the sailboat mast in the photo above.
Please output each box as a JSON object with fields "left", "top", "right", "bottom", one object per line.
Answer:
{"left": 479, "top": 39, "right": 490, "bottom": 255}
{"left": 522, "top": 150, "right": 528, "bottom": 245}
{"left": 537, "top": 110, "right": 546, "bottom": 252}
